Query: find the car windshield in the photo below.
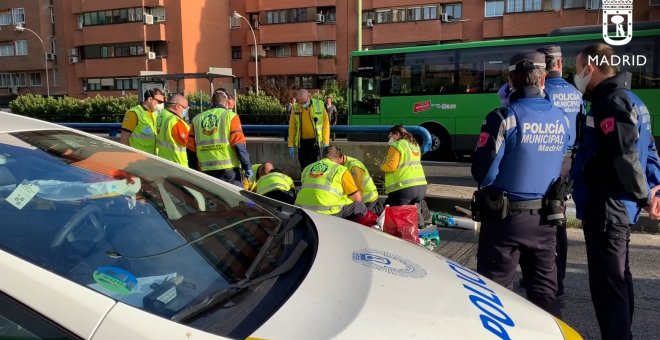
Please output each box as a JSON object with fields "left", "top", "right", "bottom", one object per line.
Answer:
{"left": 0, "top": 130, "right": 288, "bottom": 323}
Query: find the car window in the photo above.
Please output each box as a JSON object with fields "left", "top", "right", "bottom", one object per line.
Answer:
{"left": 0, "top": 292, "right": 80, "bottom": 339}
{"left": 0, "top": 130, "right": 290, "bottom": 332}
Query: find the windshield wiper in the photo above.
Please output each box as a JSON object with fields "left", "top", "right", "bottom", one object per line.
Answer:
{"left": 170, "top": 238, "right": 308, "bottom": 323}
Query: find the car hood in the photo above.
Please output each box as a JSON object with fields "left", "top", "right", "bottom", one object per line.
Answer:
{"left": 251, "top": 211, "right": 566, "bottom": 340}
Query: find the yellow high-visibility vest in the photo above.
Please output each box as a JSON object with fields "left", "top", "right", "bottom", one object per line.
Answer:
{"left": 292, "top": 99, "right": 324, "bottom": 147}
{"left": 384, "top": 140, "right": 427, "bottom": 194}
{"left": 156, "top": 109, "right": 188, "bottom": 166}
{"left": 127, "top": 104, "right": 157, "bottom": 154}
{"left": 256, "top": 172, "right": 294, "bottom": 195}
{"left": 193, "top": 107, "right": 240, "bottom": 171}
{"left": 344, "top": 156, "right": 378, "bottom": 203}
{"left": 295, "top": 158, "right": 353, "bottom": 215}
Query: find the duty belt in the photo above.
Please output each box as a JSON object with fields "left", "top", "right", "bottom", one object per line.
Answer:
{"left": 509, "top": 199, "right": 543, "bottom": 210}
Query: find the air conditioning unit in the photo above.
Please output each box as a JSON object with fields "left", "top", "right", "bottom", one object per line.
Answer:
{"left": 68, "top": 56, "right": 79, "bottom": 64}
{"left": 316, "top": 13, "right": 326, "bottom": 23}
{"left": 147, "top": 52, "right": 157, "bottom": 60}
{"left": 144, "top": 14, "right": 154, "bottom": 25}
{"left": 46, "top": 53, "right": 56, "bottom": 61}
{"left": 365, "top": 18, "right": 374, "bottom": 27}
{"left": 10, "top": 87, "right": 18, "bottom": 95}
{"left": 68, "top": 48, "right": 78, "bottom": 56}
{"left": 262, "top": 46, "right": 271, "bottom": 51}
{"left": 441, "top": 13, "right": 451, "bottom": 22}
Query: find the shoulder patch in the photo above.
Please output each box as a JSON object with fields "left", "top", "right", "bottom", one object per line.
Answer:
{"left": 600, "top": 117, "right": 615, "bottom": 135}
{"left": 476, "top": 132, "right": 490, "bottom": 148}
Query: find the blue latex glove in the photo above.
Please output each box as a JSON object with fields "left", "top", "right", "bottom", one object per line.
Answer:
{"left": 322, "top": 144, "right": 329, "bottom": 148}
{"left": 497, "top": 83, "right": 512, "bottom": 107}
{"left": 288, "top": 147, "right": 295, "bottom": 158}
{"left": 245, "top": 168, "right": 254, "bottom": 180}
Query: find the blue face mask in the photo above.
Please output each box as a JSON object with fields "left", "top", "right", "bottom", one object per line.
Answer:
{"left": 182, "top": 108, "right": 189, "bottom": 121}
{"left": 302, "top": 100, "right": 311, "bottom": 109}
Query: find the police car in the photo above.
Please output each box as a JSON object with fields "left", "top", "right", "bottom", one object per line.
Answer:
{"left": 0, "top": 112, "right": 581, "bottom": 339}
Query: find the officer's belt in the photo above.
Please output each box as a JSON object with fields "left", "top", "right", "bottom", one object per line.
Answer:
{"left": 509, "top": 199, "right": 543, "bottom": 210}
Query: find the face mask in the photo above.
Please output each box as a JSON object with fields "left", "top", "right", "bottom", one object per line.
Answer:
{"left": 182, "top": 108, "right": 189, "bottom": 121}
{"left": 573, "top": 67, "right": 592, "bottom": 94}
{"left": 154, "top": 103, "right": 165, "bottom": 113}
{"left": 388, "top": 137, "right": 396, "bottom": 144}
{"left": 302, "top": 101, "right": 311, "bottom": 109}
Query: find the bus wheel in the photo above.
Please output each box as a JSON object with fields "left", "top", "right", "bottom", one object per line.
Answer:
{"left": 421, "top": 124, "right": 453, "bottom": 161}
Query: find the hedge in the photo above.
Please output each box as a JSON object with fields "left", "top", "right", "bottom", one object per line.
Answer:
{"left": 10, "top": 94, "right": 138, "bottom": 122}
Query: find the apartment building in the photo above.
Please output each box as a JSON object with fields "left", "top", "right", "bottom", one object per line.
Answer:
{"left": 0, "top": 0, "right": 66, "bottom": 99}
{"left": 229, "top": 0, "right": 659, "bottom": 91}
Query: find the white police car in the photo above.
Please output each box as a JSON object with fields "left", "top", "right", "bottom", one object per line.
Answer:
{"left": 0, "top": 112, "right": 581, "bottom": 339}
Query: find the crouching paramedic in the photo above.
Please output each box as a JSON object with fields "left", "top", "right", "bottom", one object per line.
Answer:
{"left": 381, "top": 125, "right": 428, "bottom": 206}
{"left": 470, "top": 51, "right": 571, "bottom": 318}
{"left": 254, "top": 162, "right": 296, "bottom": 205}
{"left": 295, "top": 146, "right": 368, "bottom": 221}
{"left": 324, "top": 145, "right": 383, "bottom": 215}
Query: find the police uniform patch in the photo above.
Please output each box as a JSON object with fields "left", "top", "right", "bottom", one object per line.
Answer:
{"left": 308, "top": 162, "right": 328, "bottom": 178}
{"left": 600, "top": 117, "right": 615, "bottom": 135}
{"left": 201, "top": 115, "right": 219, "bottom": 136}
{"left": 477, "top": 132, "right": 490, "bottom": 148}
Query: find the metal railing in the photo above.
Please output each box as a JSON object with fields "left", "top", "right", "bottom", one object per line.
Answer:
{"left": 62, "top": 123, "right": 433, "bottom": 154}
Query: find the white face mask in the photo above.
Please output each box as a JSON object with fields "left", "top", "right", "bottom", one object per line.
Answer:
{"left": 388, "top": 137, "right": 396, "bottom": 144}
{"left": 154, "top": 103, "right": 165, "bottom": 113}
{"left": 573, "top": 67, "right": 592, "bottom": 94}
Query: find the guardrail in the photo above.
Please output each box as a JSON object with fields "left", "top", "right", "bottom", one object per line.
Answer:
{"left": 62, "top": 123, "right": 433, "bottom": 154}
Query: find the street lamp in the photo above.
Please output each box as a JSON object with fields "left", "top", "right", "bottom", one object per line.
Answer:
{"left": 14, "top": 24, "right": 49, "bottom": 97}
{"left": 232, "top": 11, "right": 258, "bottom": 94}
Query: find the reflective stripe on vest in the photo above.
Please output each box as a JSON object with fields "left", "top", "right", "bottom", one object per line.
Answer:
{"left": 193, "top": 108, "right": 240, "bottom": 171}
{"left": 295, "top": 158, "right": 352, "bottom": 215}
{"left": 345, "top": 156, "right": 379, "bottom": 204}
{"left": 256, "top": 172, "right": 293, "bottom": 195}
{"left": 128, "top": 104, "right": 157, "bottom": 154}
{"left": 293, "top": 99, "right": 324, "bottom": 148}
{"left": 384, "top": 140, "right": 427, "bottom": 194}
{"left": 156, "top": 110, "right": 188, "bottom": 166}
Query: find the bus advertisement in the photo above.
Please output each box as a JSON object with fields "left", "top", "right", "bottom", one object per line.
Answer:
{"left": 348, "top": 23, "right": 660, "bottom": 160}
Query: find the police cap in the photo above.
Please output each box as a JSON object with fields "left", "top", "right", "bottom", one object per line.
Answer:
{"left": 536, "top": 45, "right": 562, "bottom": 58}
{"left": 508, "top": 50, "right": 547, "bottom": 71}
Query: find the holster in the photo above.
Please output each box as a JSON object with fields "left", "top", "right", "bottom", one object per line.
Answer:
{"left": 543, "top": 199, "right": 566, "bottom": 227}
{"left": 471, "top": 188, "right": 509, "bottom": 222}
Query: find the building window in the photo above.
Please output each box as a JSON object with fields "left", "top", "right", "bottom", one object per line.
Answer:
{"left": 80, "top": 7, "right": 145, "bottom": 26}
{"left": 563, "top": 0, "right": 586, "bottom": 8}
{"left": 12, "top": 73, "right": 26, "bottom": 87}
{"left": 542, "top": 0, "right": 563, "bottom": 11}
{"left": 652, "top": 0, "right": 660, "bottom": 6}
{"left": 15, "top": 40, "right": 27, "bottom": 56}
{"left": 376, "top": 10, "right": 391, "bottom": 23}
{"left": 230, "top": 15, "right": 241, "bottom": 28}
{"left": 232, "top": 46, "right": 242, "bottom": 59}
{"left": 0, "top": 73, "right": 11, "bottom": 87}
{"left": 443, "top": 4, "right": 463, "bottom": 19}
{"left": 115, "top": 78, "right": 135, "bottom": 90}
{"left": 50, "top": 6, "right": 55, "bottom": 23}
{"left": 301, "top": 76, "right": 314, "bottom": 89}
{"left": 423, "top": 6, "right": 438, "bottom": 20}
{"left": 12, "top": 8, "right": 25, "bottom": 24}
{"left": 0, "top": 11, "right": 11, "bottom": 25}
{"left": 407, "top": 7, "right": 422, "bottom": 21}
{"left": 30, "top": 72, "right": 41, "bottom": 86}
{"left": 0, "top": 42, "right": 14, "bottom": 56}
{"left": 290, "top": 8, "right": 307, "bottom": 22}
{"left": 391, "top": 8, "right": 406, "bottom": 22}
{"left": 53, "top": 69, "right": 59, "bottom": 87}
{"left": 297, "top": 42, "right": 313, "bottom": 56}
{"left": 485, "top": 0, "right": 505, "bottom": 17}
{"left": 586, "top": 0, "right": 601, "bottom": 10}
{"left": 51, "top": 37, "right": 56, "bottom": 54}
{"left": 276, "top": 45, "right": 291, "bottom": 57}
{"left": 320, "top": 41, "right": 336, "bottom": 56}
{"left": 149, "top": 7, "right": 166, "bottom": 22}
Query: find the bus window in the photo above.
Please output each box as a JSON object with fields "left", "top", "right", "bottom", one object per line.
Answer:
{"left": 351, "top": 55, "right": 382, "bottom": 115}
{"left": 616, "top": 36, "right": 659, "bottom": 89}
{"left": 458, "top": 46, "right": 517, "bottom": 94}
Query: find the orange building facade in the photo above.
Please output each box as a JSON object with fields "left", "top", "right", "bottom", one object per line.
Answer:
{"left": 1, "top": 0, "right": 659, "bottom": 102}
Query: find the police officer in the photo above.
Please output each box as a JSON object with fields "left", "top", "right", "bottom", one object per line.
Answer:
{"left": 572, "top": 43, "right": 660, "bottom": 340}
{"left": 155, "top": 94, "right": 190, "bottom": 166}
{"left": 324, "top": 145, "right": 383, "bottom": 215}
{"left": 288, "top": 89, "right": 330, "bottom": 170}
{"left": 120, "top": 88, "right": 165, "bottom": 154}
{"left": 381, "top": 125, "right": 427, "bottom": 206}
{"left": 471, "top": 51, "right": 571, "bottom": 318}
{"left": 536, "top": 45, "right": 585, "bottom": 302}
{"left": 295, "top": 146, "right": 368, "bottom": 221}
{"left": 254, "top": 162, "right": 296, "bottom": 204}
{"left": 189, "top": 89, "right": 253, "bottom": 187}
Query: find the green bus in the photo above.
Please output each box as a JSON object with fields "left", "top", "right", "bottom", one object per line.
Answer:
{"left": 348, "top": 23, "right": 660, "bottom": 160}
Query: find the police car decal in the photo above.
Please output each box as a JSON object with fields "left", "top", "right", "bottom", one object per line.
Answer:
{"left": 352, "top": 249, "right": 427, "bottom": 278}
{"left": 445, "top": 259, "right": 516, "bottom": 340}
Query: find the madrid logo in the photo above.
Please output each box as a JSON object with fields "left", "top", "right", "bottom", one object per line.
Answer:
{"left": 602, "top": 0, "right": 633, "bottom": 46}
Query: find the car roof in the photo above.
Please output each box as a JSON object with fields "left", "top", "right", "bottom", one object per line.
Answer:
{"left": 0, "top": 111, "right": 67, "bottom": 133}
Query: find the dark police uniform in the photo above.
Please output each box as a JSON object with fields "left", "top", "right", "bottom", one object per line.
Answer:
{"left": 537, "top": 45, "right": 585, "bottom": 299}
{"left": 471, "top": 51, "right": 570, "bottom": 318}
{"left": 579, "top": 72, "right": 660, "bottom": 340}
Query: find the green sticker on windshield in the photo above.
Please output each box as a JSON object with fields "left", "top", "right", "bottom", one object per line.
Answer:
{"left": 93, "top": 266, "right": 137, "bottom": 294}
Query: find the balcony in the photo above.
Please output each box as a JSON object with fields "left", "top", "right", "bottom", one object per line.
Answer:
{"left": 248, "top": 56, "right": 321, "bottom": 76}
{"left": 75, "top": 56, "right": 166, "bottom": 78}
{"left": 247, "top": 0, "right": 321, "bottom": 12}
{"left": 75, "top": 0, "right": 164, "bottom": 13}
{"left": 318, "top": 58, "right": 337, "bottom": 74}
{"left": 254, "top": 22, "right": 327, "bottom": 45}
{"left": 369, "top": 20, "right": 462, "bottom": 45}
{"left": 75, "top": 22, "right": 165, "bottom": 46}
{"left": 500, "top": 10, "right": 599, "bottom": 37}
